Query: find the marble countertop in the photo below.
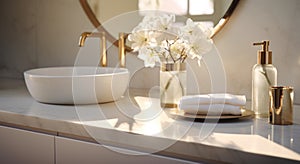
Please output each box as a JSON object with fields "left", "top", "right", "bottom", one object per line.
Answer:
{"left": 0, "top": 78, "right": 300, "bottom": 163}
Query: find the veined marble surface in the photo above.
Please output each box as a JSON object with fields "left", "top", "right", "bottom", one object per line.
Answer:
{"left": 0, "top": 79, "right": 300, "bottom": 163}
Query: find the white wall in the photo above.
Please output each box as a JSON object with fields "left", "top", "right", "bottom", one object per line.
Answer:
{"left": 0, "top": 0, "right": 93, "bottom": 78}
{"left": 0, "top": 0, "right": 299, "bottom": 104}
{"left": 213, "top": 0, "right": 300, "bottom": 104}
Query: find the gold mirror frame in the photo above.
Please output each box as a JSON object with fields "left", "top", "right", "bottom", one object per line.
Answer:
{"left": 79, "top": 0, "right": 239, "bottom": 51}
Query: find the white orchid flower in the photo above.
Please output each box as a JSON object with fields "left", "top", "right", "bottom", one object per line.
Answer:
{"left": 188, "top": 37, "right": 212, "bottom": 56}
{"left": 152, "top": 14, "right": 175, "bottom": 32}
{"left": 169, "top": 39, "right": 188, "bottom": 59}
{"left": 129, "top": 13, "right": 213, "bottom": 67}
{"left": 138, "top": 46, "right": 161, "bottom": 68}
{"left": 181, "top": 18, "right": 211, "bottom": 40}
{"left": 181, "top": 18, "right": 213, "bottom": 56}
{"left": 181, "top": 18, "right": 196, "bottom": 35}
{"left": 128, "top": 30, "right": 156, "bottom": 52}
{"left": 197, "top": 22, "right": 213, "bottom": 38}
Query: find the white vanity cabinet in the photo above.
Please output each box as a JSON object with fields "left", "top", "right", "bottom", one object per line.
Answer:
{"left": 55, "top": 136, "right": 194, "bottom": 164}
{"left": 0, "top": 125, "right": 55, "bottom": 164}
{"left": 0, "top": 125, "right": 195, "bottom": 164}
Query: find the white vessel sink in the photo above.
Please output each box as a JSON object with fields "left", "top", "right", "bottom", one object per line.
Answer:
{"left": 24, "top": 67, "right": 129, "bottom": 104}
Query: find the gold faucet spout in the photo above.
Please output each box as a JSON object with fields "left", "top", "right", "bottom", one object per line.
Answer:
{"left": 79, "top": 32, "right": 92, "bottom": 47}
{"left": 79, "top": 32, "right": 107, "bottom": 67}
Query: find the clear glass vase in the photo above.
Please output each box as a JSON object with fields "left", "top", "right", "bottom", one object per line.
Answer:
{"left": 160, "top": 62, "right": 186, "bottom": 108}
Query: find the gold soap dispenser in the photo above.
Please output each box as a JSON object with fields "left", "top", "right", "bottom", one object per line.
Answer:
{"left": 252, "top": 40, "right": 277, "bottom": 118}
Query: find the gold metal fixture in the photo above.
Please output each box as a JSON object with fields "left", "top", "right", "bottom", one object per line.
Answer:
{"left": 78, "top": 32, "right": 91, "bottom": 47}
{"left": 79, "top": 0, "right": 240, "bottom": 48}
{"left": 253, "top": 41, "right": 270, "bottom": 52}
{"left": 118, "top": 32, "right": 126, "bottom": 68}
{"left": 161, "top": 63, "right": 186, "bottom": 72}
{"left": 210, "top": 0, "right": 240, "bottom": 38}
{"left": 269, "top": 86, "right": 293, "bottom": 125}
{"left": 253, "top": 40, "right": 272, "bottom": 64}
{"left": 100, "top": 32, "right": 107, "bottom": 67}
{"left": 79, "top": 32, "right": 107, "bottom": 67}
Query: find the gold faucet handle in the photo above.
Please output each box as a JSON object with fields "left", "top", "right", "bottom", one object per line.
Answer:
{"left": 100, "top": 32, "right": 107, "bottom": 67}
{"left": 118, "top": 32, "right": 126, "bottom": 68}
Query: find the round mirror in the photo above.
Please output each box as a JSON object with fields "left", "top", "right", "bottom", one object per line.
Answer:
{"left": 79, "top": 0, "right": 239, "bottom": 50}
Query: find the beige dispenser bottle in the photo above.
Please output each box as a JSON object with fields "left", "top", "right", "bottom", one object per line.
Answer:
{"left": 252, "top": 40, "right": 277, "bottom": 118}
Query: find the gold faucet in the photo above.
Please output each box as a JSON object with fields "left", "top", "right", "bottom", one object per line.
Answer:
{"left": 118, "top": 32, "right": 126, "bottom": 68}
{"left": 79, "top": 32, "right": 107, "bottom": 67}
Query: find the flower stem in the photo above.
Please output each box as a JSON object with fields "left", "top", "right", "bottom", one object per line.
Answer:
{"left": 161, "top": 71, "right": 185, "bottom": 105}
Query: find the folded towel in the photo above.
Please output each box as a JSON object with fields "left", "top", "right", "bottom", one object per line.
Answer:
{"left": 179, "top": 104, "right": 242, "bottom": 115}
{"left": 179, "top": 93, "right": 246, "bottom": 106}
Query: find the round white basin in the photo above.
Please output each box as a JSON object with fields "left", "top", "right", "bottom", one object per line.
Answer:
{"left": 24, "top": 67, "right": 129, "bottom": 104}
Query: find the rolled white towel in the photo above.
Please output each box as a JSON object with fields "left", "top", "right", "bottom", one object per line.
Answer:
{"left": 179, "top": 104, "right": 242, "bottom": 116}
{"left": 179, "top": 93, "right": 246, "bottom": 106}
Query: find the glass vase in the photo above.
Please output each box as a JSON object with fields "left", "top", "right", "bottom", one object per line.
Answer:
{"left": 160, "top": 62, "right": 186, "bottom": 108}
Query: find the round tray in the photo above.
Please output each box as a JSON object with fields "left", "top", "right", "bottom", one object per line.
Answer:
{"left": 165, "top": 108, "right": 254, "bottom": 120}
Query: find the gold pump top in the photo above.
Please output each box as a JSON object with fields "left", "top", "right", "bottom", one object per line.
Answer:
{"left": 253, "top": 40, "right": 272, "bottom": 64}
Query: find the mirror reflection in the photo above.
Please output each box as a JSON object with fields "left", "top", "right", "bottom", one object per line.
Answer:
{"left": 87, "top": 0, "right": 233, "bottom": 29}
